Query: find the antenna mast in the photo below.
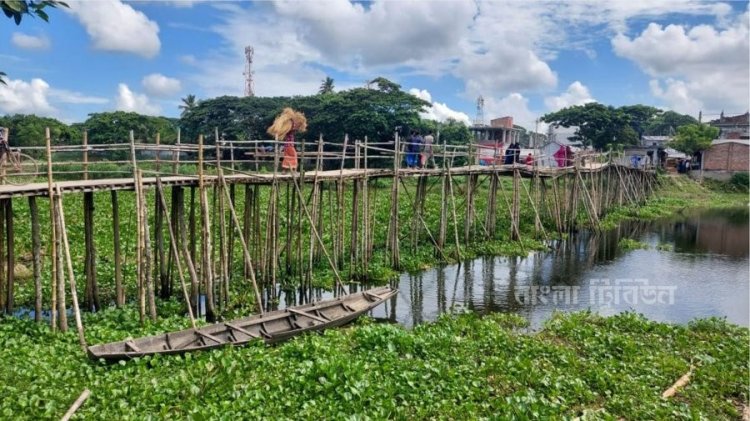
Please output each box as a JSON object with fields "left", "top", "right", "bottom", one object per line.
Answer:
{"left": 243, "top": 45, "right": 255, "bottom": 97}
{"left": 474, "top": 95, "right": 485, "bottom": 126}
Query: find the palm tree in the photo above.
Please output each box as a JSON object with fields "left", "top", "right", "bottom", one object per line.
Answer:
{"left": 179, "top": 94, "right": 198, "bottom": 117}
{"left": 318, "top": 77, "right": 335, "bottom": 95}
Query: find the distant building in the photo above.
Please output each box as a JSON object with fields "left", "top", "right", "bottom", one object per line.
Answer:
{"left": 709, "top": 111, "right": 749, "bottom": 140}
{"left": 470, "top": 115, "right": 523, "bottom": 145}
{"left": 702, "top": 139, "right": 750, "bottom": 177}
{"left": 641, "top": 135, "right": 672, "bottom": 148}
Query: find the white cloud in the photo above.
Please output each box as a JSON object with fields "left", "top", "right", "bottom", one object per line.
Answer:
{"left": 67, "top": 0, "right": 160, "bottom": 58}
{"left": 0, "top": 78, "right": 56, "bottom": 116}
{"left": 142, "top": 73, "right": 182, "bottom": 97}
{"left": 11, "top": 32, "right": 50, "bottom": 50}
{"left": 183, "top": 0, "right": 746, "bottom": 121}
{"left": 115, "top": 83, "right": 160, "bottom": 115}
{"left": 544, "top": 81, "right": 596, "bottom": 111}
{"left": 409, "top": 89, "right": 471, "bottom": 125}
{"left": 49, "top": 89, "right": 109, "bottom": 105}
{"left": 179, "top": 54, "right": 198, "bottom": 66}
{"left": 612, "top": 11, "right": 749, "bottom": 114}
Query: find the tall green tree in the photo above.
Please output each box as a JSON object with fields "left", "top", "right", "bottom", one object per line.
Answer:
{"left": 542, "top": 103, "right": 637, "bottom": 149}
{"left": 669, "top": 124, "right": 719, "bottom": 156}
{"left": 644, "top": 111, "right": 698, "bottom": 136}
{"left": 1, "top": 1, "right": 67, "bottom": 83}
{"left": 180, "top": 78, "right": 428, "bottom": 146}
{"left": 619, "top": 105, "right": 661, "bottom": 139}
{"left": 318, "top": 77, "right": 335, "bottom": 95}
{"left": 0, "top": 114, "right": 79, "bottom": 146}
{"left": 83, "top": 111, "right": 178, "bottom": 145}
{"left": 179, "top": 94, "right": 198, "bottom": 117}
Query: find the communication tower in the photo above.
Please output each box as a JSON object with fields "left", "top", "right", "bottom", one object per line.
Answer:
{"left": 243, "top": 45, "right": 255, "bottom": 97}
{"left": 474, "top": 95, "right": 485, "bottom": 126}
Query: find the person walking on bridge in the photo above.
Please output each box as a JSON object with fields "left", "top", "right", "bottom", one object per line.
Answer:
{"left": 267, "top": 108, "right": 307, "bottom": 172}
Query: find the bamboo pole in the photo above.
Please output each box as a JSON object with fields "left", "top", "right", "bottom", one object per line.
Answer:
{"left": 83, "top": 192, "right": 99, "bottom": 311}
{"left": 173, "top": 128, "right": 180, "bottom": 175}
{"left": 155, "top": 178, "right": 197, "bottom": 328}
{"left": 215, "top": 136, "right": 229, "bottom": 308}
{"left": 138, "top": 170, "right": 157, "bottom": 321}
{"left": 30, "top": 196, "right": 42, "bottom": 322}
{"left": 198, "top": 135, "right": 216, "bottom": 321}
{"left": 130, "top": 131, "right": 146, "bottom": 324}
{"left": 82, "top": 130, "right": 89, "bottom": 181}
{"left": 155, "top": 182, "right": 168, "bottom": 299}
{"left": 54, "top": 185, "right": 86, "bottom": 350}
{"left": 217, "top": 172, "right": 264, "bottom": 314}
{"left": 4, "top": 199, "right": 13, "bottom": 314}
{"left": 61, "top": 389, "right": 91, "bottom": 421}
{"left": 388, "top": 133, "right": 401, "bottom": 268}
{"left": 45, "top": 127, "right": 58, "bottom": 331}
{"left": 111, "top": 191, "right": 124, "bottom": 307}
{"left": 155, "top": 132, "right": 161, "bottom": 174}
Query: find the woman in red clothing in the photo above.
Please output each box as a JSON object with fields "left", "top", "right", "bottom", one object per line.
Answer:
{"left": 267, "top": 108, "right": 307, "bottom": 172}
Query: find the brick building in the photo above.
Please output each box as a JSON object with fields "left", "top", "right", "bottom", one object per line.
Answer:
{"left": 703, "top": 139, "right": 750, "bottom": 172}
{"left": 708, "top": 111, "right": 749, "bottom": 140}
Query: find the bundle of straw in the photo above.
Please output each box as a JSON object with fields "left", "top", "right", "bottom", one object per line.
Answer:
{"left": 267, "top": 108, "right": 307, "bottom": 140}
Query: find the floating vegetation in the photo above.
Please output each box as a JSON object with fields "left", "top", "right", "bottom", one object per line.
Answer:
{"left": 619, "top": 238, "right": 650, "bottom": 251}
{"left": 0, "top": 311, "right": 746, "bottom": 419}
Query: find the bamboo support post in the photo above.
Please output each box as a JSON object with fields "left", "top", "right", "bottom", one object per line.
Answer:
{"left": 155, "top": 132, "right": 161, "bottom": 173}
{"left": 83, "top": 192, "right": 99, "bottom": 311}
{"left": 54, "top": 185, "right": 87, "bottom": 351}
{"left": 216, "top": 172, "right": 264, "bottom": 314}
{"left": 198, "top": 135, "right": 216, "bottom": 321}
{"left": 29, "top": 196, "right": 42, "bottom": 322}
{"left": 4, "top": 199, "right": 13, "bottom": 314}
{"left": 45, "top": 127, "right": 58, "bottom": 331}
{"left": 82, "top": 130, "right": 89, "bottom": 180}
{"left": 111, "top": 191, "right": 124, "bottom": 307}
{"left": 155, "top": 178, "right": 197, "bottom": 328}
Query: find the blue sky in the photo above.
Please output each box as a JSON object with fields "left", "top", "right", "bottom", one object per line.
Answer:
{"left": 1, "top": 0, "right": 748, "bottom": 130}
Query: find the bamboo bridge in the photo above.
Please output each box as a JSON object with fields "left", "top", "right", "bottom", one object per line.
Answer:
{"left": 0, "top": 128, "right": 656, "bottom": 349}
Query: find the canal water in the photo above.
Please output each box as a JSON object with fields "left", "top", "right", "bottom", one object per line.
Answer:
{"left": 366, "top": 207, "right": 749, "bottom": 329}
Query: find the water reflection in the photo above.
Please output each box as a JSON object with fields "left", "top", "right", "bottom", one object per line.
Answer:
{"left": 366, "top": 207, "right": 749, "bottom": 328}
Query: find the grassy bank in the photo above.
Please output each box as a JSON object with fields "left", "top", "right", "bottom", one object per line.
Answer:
{"left": 0, "top": 311, "right": 746, "bottom": 419}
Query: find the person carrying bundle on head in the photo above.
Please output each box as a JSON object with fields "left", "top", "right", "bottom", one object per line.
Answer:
{"left": 267, "top": 108, "right": 307, "bottom": 172}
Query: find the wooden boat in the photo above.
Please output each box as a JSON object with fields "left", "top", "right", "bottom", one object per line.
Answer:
{"left": 87, "top": 286, "right": 396, "bottom": 361}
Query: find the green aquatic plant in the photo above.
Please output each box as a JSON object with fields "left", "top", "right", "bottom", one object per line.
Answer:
{"left": 0, "top": 311, "right": 746, "bottom": 419}
{"left": 618, "top": 238, "right": 650, "bottom": 251}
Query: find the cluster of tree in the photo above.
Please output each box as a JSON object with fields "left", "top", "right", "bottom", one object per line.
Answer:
{"left": 179, "top": 77, "right": 436, "bottom": 145}
{"left": 0, "top": 114, "right": 80, "bottom": 146}
{"left": 542, "top": 103, "right": 698, "bottom": 150}
{"left": 0, "top": 112, "right": 178, "bottom": 147}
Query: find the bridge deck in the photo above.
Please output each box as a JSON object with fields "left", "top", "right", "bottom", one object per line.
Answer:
{"left": 0, "top": 163, "right": 617, "bottom": 199}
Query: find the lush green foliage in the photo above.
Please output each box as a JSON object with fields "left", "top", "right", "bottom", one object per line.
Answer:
{"left": 644, "top": 111, "right": 698, "bottom": 136}
{"left": 0, "top": 311, "right": 746, "bottom": 419}
{"left": 669, "top": 124, "right": 719, "bottom": 156}
{"left": 78, "top": 111, "right": 179, "bottom": 145}
{"left": 0, "top": 114, "right": 81, "bottom": 147}
{"left": 542, "top": 104, "right": 697, "bottom": 149}
{"left": 1, "top": 0, "right": 66, "bottom": 24}
{"left": 180, "top": 79, "right": 430, "bottom": 146}
{"left": 730, "top": 172, "right": 749, "bottom": 191}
